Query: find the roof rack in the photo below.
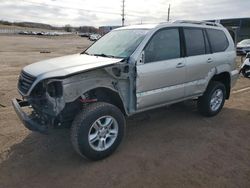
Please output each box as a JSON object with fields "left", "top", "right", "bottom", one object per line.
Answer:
{"left": 173, "top": 20, "right": 223, "bottom": 27}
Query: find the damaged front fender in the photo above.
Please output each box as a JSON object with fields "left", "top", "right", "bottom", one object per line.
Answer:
{"left": 61, "top": 66, "right": 132, "bottom": 115}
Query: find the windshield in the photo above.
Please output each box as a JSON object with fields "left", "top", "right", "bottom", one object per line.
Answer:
{"left": 85, "top": 29, "right": 149, "bottom": 58}
{"left": 239, "top": 39, "right": 250, "bottom": 45}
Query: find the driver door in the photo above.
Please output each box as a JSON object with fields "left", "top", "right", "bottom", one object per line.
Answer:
{"left": 136, "top": 28, "right": 186, "bottom": 110}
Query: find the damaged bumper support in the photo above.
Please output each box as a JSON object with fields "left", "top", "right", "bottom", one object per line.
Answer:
{"left": 12, "top": 98, "right": 48, "bottom": 134}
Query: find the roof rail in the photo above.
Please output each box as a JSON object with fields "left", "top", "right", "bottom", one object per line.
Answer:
{"left": 173, "top": 20, "right": 223, "bottom": 27}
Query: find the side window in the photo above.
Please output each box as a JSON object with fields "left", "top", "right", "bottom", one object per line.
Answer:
{"left": 206, "top": 29, "right": 229, "bottom": 53}
{"left": 144, "top": 28, "right": 180, "bottom": 63}
{"left": 184, "top": 28, "right": 206, "bottom": 56}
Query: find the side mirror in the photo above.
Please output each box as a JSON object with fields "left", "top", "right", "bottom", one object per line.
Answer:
{"left": 246, "top": 52, "right": 250, "bottom": 59}
{"left": 138, "top": 51, "right": 145, "bottom": 64}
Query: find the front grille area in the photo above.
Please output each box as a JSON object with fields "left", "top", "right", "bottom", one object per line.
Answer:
{"left": 18, "top": 71, "right": 36, "bottom": 95}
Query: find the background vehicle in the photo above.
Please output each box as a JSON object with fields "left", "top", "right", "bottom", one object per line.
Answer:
{"left": 12, "top": 20, "right": 238, "bottom": 160}
{"left": 237, "top": 39, "right": 250, "bottom": 55}
{"left": 240, "top": 52, "right": 250, "bottom": 78}
{"left": 89, "top": 33, "right": 101, "bottom": 41}
{"left": 79, "top": 32, "right": 90, "bottom": 37}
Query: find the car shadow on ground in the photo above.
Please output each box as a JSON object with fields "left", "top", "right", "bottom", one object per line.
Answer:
{"left": 1, "top": 101, "right": 250, "bottom": 188}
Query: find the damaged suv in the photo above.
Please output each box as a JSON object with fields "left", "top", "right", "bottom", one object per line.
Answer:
{"left": 13, "top": 20, "right": 238, "bottom": 160}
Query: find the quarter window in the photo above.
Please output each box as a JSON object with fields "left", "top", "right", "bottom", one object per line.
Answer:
{"left": 144, "top": 28, "right": 180, "bottom": 63}
{"left": 206, "top": 29, "right": 229, "bottom": 53}
{"left": 184, "top": 28, "right": 206, "bottom": 56}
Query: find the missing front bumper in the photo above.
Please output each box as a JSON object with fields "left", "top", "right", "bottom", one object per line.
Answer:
{"left": 12, "top": 98, "right": 48, "bottom": 134}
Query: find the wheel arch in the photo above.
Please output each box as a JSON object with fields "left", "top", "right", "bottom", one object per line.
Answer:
{"left": 210, "top": 72, "right": 231, "bottom": 99}
{"left": 83, "top": 87, "right": 128, "bottom": 116}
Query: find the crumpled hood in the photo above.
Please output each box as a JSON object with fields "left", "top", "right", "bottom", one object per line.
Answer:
{"left": 23, "top": 53, "right": 123, "bottom": 78}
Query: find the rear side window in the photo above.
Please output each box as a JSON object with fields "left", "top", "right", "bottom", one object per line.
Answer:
{"left": 184, "top": 28, "right": 206, "bottom": 56}
{"left": 144, "top": 28, "right": 180, "bottom": 63}
{"left": 206, "top": 29, "right": 229, "bottom": 53}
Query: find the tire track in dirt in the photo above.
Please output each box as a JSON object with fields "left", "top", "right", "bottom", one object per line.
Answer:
{"left": 232, "top": 86, "right": 250, "bottom": 94}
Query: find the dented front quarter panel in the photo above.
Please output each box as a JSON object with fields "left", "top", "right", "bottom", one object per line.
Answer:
{"left": 61, "top": 62, "right": 135, "bottom": 115}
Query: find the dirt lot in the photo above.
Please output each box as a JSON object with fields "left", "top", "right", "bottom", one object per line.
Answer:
{"left": 0, "top": 34, "right": 250, "bottom": 188}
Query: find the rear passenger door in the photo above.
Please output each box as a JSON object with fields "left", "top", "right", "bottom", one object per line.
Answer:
{"left": 183, "top": 27, "right": 214, "bottom": 97}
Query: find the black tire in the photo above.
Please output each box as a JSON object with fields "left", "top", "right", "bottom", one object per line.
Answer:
{"left": 71, "top": 102, "right": 125, "bottom": 160}
{"left": 198, "top": 81, "right": 226, "bottom": 117}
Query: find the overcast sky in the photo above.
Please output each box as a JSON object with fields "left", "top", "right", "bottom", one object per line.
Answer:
{"left": 0, "top": 0, "right": 249, "bottom": 27}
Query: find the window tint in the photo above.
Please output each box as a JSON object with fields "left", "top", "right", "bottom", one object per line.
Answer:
{"left": 184, "top": 28, "right": 206, "bottom": 56}
{"left": 206, "top": 29, "right": 229, "bottom": 53}
{"left": 144, "top": 28, "right": 180, "bottom": 63}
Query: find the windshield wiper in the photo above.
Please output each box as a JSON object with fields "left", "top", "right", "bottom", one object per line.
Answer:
{"left": 81, "top": 51, "right": 90, "bottom": 55}
{"left": 92, "top": 53, "right": 116, "bottom": 58}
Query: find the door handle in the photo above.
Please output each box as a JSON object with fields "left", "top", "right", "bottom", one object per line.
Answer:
{"left": 207, "top": 58, "right": 213, "bottom": 63}
{"left": 176, "top": 62, "right": 185, "bottom": 68}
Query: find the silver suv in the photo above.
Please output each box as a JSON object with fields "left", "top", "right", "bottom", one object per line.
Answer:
{"left": 12, "top": 20, "right": 238, "bottom": 160}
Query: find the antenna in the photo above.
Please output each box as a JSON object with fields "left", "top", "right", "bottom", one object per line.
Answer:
{"left": 167, "top": 4, "right": 171, "bottom": 21}
{"left": 122, "top": 0, "right": 125, "bottom": 26}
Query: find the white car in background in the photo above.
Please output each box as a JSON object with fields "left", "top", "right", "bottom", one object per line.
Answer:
{"left": 89, "top": 34, "right": 101, "bottom": 41}
{"left": 237, "top": 39, "right": 250, "bottom": 55}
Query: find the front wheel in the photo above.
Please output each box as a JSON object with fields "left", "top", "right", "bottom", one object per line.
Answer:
{"left": 71, "top": 102, "right": 125, "bottom": 160}
{"left": 198, "top": 81, "right": 226, "bottom": 117}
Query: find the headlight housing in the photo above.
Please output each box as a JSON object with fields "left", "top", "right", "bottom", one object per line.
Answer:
{"left": 47, "top": 81, "right": 63, "bottom": 98}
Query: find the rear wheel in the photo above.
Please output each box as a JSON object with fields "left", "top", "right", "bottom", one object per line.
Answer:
{"left": 198, "top": 81, "right": 226, "bottom": 117}
{"left": 71, "top": 102, "right": 125, "bottom": 160}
